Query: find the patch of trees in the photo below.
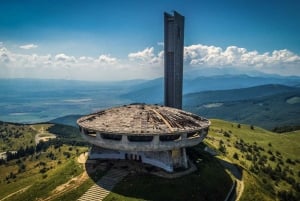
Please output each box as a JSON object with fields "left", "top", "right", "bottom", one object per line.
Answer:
{"left": 234, "top": 140, "right": 264, "bottom": 155}
{"left": 0, "top": 123, "right": 33, "bottom": 139}
{"left": 234, "top": 138, "right": 300, "bottom": 198}
{"left": 2, "top": 137, "right": 88, "bottom": 163}
{"left": 6, "top": 146, "right": 35, "bottom": 161}
{"left": 273, "top": 125, "right": 300, "bottom": 133}
{"left": 47, "top": 124, "right": 81, "bottom": 140}
{"left": 277, "top": 190, "right": 300, "bottom": 201}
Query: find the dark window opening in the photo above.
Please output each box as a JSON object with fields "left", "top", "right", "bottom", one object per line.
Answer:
{"left": 187, "top": 132, "right": 200, "bottom": 138}
{"left": 101, "top": 133, "right": 122, "bottom": 141}
{"left": 127, "top": 135, "right": 153, "bottom": 142}
{"left": 84, "top": 129, "right": 96, "bottom": 137}
{"left": 159, "top": 134, "right": 180, "bottom": 141}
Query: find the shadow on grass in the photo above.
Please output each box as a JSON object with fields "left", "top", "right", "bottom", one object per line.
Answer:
{"left": 84, "top": 150, "right": 235, "bottom": 201}
{"left": 217, "top": 158, "right": 243, "bottom": 180}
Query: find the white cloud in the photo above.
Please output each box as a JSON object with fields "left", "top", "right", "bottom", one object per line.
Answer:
{"left": 184, "top": 44, "right": 300, "bottom": 69}
{"left": 128, "top": 47, "right": 154, "bottom": 62}
{"left": 128, "top": 47, "right": 163, "bottom": 65}
{"left": 0, "top": 43, "right": 299, "bottom": 81}
{"left": 55, "top": 53, "right": 76, "bottom": 63}
{"left": 0, "top": 47, "right": 10, "bottom": 63}
{"left": 97, "top": 54, "right": 117, "bottom": 64}
{"left": 19, "top": 44, "right": 38, "bottom": 50}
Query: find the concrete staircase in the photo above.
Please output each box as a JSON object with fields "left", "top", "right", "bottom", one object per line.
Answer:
{"left": 77, "top": 168, "right": 128, "bottom": 201}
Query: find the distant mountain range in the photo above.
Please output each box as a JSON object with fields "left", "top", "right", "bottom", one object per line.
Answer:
{"left": 121, "top": 74, "right": 300, "bottom": 103}
{"left": 184, "top": 84, "right": 298, "bottom": 106}
{"left": 49, "top": 114, "right": 82, "bottom": 127}
{"left": 184, "top": 84, "right": 300, "bottom": 130}
{"left": 1, "top": 75, "right": 299, "bottom": 130}
{"left": 49, "top": 84, "right": 300, "bottom": 130}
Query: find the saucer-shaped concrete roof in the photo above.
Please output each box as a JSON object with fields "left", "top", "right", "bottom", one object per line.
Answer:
{"left": 77, "top": 104, "right": 210, "bottom": 135}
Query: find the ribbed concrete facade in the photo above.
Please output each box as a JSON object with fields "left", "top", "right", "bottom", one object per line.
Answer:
{"left": 164, "top": 11, "right": 184, "bottom": 109}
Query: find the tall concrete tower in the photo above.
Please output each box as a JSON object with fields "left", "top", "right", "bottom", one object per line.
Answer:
{"left": 164, "top": 11, "right": 184, "bottom": 109}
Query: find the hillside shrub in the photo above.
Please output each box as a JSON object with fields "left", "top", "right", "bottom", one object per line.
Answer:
{"left": 286, "top": 158, "right": 296, "bottom": 165}
{"left": 223, "top": 131, "right": 231, "bottom": 137}
{"left": 277, "top": 190, "right": 298, "bottom": 201}
{"left": 233, "top": 153, "right": 239, "bottom": 160}
{"left": 218, "top": 145, "right": 227, "bottom": 155}
{"left": 246, "top": 154, "right": 252, "bottom": 161}
{"left": 269, "top": 155, "right": 276, "bottom": 161}
{"left": 40, "top": 167, "right": 48, "bottom": 173}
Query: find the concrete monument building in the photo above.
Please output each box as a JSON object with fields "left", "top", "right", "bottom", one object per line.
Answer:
{"left": 77, "top": 11, "right": 210, "bottom": 172}
{"left": 77, "top": 104, "right": 210, "bottom": 172}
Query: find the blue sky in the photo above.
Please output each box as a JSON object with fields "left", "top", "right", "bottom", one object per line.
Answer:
{"left": 0, "top": 0, "right": 300, "bottom": 80}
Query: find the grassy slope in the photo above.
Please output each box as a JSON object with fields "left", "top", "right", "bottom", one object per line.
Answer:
{"left": 205, "top": 119, "right": 300, "bottom": 201}
{"left": 208, "top": 119, "right": 300, "bottom": 159}
{"left": 0, "top": 145, "right": 88, "bottom": 201}
{"left": 0, "top": 122, "right": 37, "bottom": 152}
{"left": 1, "top": 120, "right": 300, "bottom": 200}
{"left": 0, "top": 122, "right": 90, "bottom": 201}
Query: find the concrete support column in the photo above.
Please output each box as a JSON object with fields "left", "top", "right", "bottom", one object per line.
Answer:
{"left": 153, "top": 135, "right": 160, "bottom": 146}
{"left": 168, "top": 150, "right": 173, "bottom": 165}
{"left": 96, "top": 132, "right": 102, "bottom": 141}
{"left": 121, "top": 135, "right": 129, "bottom": 144}
{"left": 182, "top": 147, "right": 188, "bottom": 168}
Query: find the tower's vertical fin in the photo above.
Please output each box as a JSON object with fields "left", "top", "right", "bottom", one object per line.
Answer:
{"left": 164, "top": 11, "right": 184, "bottom": 109}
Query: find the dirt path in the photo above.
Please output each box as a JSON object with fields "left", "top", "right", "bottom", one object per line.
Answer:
{"left": 39, "top": 153, "right": 89, "bottom": 201}
{"left": 0, "top": 185, "right": 31, "bottom": 201}
{"left": 77, "top": 152, "right": 88, "bottom": 164}
{"left": 40, "top": 171, "right": 89, "bottom": 201}
{"left": 218, "top": 159, "right": 244, "bottom": 201}
{"left": 236, "top": 179, "right": 244, "bottom": 201}
{"left": 31, "top": 125, "right": 56, "bottom": 145}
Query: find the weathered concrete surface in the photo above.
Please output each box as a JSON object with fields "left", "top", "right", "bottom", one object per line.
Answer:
{"left": 77, "top": 104, "right": 210, "bottom": 135}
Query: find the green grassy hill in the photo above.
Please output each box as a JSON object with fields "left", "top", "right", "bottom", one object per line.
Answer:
{"left": 0, "top": 120, "right": 299, "bottom": 201}
{"left": 0, "top": 122, "right": 91, "bottom": 201}
{"left": 0, "top": 121, "right": 37, "bottom": 152}
{"left": 0, "top": 121, "right": 234, "bottom": 201}
{"left": 205, "top": 119, "right": 300, "bottom": 201}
